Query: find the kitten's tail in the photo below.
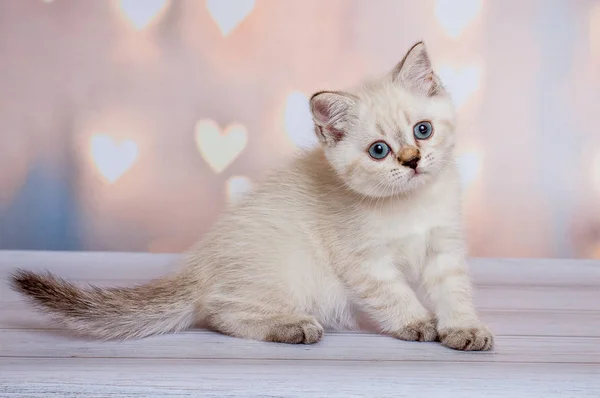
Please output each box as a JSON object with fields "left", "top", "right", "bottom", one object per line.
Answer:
{"left": 10, "top": 269, "right": 198, "bottom": 340}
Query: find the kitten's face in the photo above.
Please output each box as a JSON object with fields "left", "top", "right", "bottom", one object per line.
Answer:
{"left": 327, "top": 88, "right": 456, "bottom": 197}
{"left": 310, "top": 42, "right": 457, "bottom": 198}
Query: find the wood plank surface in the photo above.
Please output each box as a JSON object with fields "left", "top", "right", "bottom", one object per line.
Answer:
{"left": 1, "top": 329, "right": 599, "bottom": 364}
{"left": 1, "top": 250, "right": 599, "bottom": 397}
{"left": 1, "top": 359, "right": 598, "bottom": 398}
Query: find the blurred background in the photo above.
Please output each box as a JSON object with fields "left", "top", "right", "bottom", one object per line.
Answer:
{"left": 0, "top": 0, "right": 599, "bottom": 258}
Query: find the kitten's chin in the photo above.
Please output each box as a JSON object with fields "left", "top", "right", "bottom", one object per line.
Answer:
{"left": 350, "top": 177, "right": 429, "bottom": 199}
{"left": 386, "top": 172, "right": 437, "bottom": 197}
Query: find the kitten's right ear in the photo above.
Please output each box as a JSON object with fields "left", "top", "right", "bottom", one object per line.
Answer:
{"left": 310, "top": 91, "right": 356, "bottom": 146}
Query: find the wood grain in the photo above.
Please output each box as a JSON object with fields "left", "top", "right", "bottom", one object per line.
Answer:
{"left": 1, "top": 251, "right": 599, "bottom": 397}
{"left": 1, "top": 329, "right": 599, "bottom": 364}
{"left": 1, "top": 358, "right": 599, "bottom": 398}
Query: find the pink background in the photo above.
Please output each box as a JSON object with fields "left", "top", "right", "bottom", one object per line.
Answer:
{"left": 1, "top": 0, "right": 599, "bottom": 258}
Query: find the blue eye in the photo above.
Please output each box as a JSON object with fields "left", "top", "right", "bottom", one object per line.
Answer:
{"left": 368, "top": 141, "right": 390, "bottom": 159}
{"left": 414, "top": 121, "right": 433, "bottom": 140}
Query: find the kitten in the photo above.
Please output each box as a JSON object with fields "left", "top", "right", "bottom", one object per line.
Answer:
{"left": 10, "top": 42, "right": 493, "bottom": 351}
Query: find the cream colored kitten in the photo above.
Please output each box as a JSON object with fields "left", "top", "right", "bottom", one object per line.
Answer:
{"left": 11, "top": 42, "right": 493, "bottom": 351}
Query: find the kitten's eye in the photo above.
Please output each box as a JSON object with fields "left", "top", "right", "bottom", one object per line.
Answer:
{"left": 368, "top": 141, "right": 390, "bottom": 160}
{"left": 413, "top": 121, "right": 433, "bottom": 140}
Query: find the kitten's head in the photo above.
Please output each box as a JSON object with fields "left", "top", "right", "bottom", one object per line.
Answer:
{"left": 310, "top": 42, "right": 457, "bottom": 198}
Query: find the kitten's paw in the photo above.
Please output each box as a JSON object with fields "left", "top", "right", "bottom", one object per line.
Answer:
{"left": 265, "top": 317, "right": 324, "bottom": 344}
{"left": 438, "top": 324, "right": 494, "bottom": 351}
{"left": 391, "top": 318, "right": 437, "bottom": 342}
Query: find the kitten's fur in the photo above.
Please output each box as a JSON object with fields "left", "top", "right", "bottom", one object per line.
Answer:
{"left": 10, "top": 42, "right": 493, "bottom": 351}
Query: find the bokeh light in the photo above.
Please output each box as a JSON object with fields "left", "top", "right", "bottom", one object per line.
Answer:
{"left": 194, "top": 120, "right": 248, "bottom": 174}
{"left": 90, "top": 134, "right": 139, "bottom": 184}
{"left": 435, "top": 0, "right": 483, "bottom": 39}
{"left": 205, "top": 0, "right": 256, "bottom": 37}
{"left": 118, "top": 0, "right": 169, "bottom": 30}
{"left": 438, "top": 62, "right": 484, "bottom": 110}
{"left": 456, "top": 150, "right": 483, "bottom": 189}
{"left": 226, "top": 175, "right": 253, "bottom": 205}
{"left": 283, "top": 91, "right": 317, "bottom": 149}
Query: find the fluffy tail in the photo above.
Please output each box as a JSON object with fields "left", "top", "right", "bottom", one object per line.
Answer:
{"left": 10, "top": 269, "right": 198, "bottom": 340}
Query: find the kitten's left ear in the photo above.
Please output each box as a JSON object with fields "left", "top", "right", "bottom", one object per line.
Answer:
{"left": 392, "top": 41, "right": 445, "bottom": 97}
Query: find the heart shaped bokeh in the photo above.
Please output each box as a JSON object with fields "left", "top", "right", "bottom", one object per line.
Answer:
{"left": 91, "top": 134, "right": 139, "bottom": 183}
{"left": 435, "top": 0, "right": 482, "bottom": 38}
{"left": 456, "top": 151, "right": 483, "bottom": 188}
{"left": 284, "top": 91, "right": 317, "bottom": 149}
{"left": 195, "top": 119, "right": 248, "bottom": 173}
{"left": 206, "top": 0, "right": 255, "bottom": 37}
{"left": 119, "top": 0, "right": 168, "bottom": 30}
{"left": 438, "top": 64, "right": 483, "bottom": 109}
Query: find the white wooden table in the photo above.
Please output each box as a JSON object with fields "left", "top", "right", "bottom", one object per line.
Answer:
{"left": 0, "top": 251, "right": 599, "bottom": 397}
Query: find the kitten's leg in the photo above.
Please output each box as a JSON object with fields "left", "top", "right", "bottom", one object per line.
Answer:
{"left": 341, "top": 259, "right": 437, "bottom": 342}
{"left": 208, "top": 309, "right": 324, "bottom": 344}
{"left": 422, "top": 227, "right": 494, "bottom": 351}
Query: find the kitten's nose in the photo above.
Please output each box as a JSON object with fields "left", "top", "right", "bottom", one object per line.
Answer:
{"left": 402, "top": 157, "right": 420, "bottom": 170}
{"left": 398, "top": 147, "right": 420, "bottom": 170}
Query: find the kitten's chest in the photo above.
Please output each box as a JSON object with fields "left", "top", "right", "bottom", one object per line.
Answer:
{"left": 366, "top": 203, "right": 438, "bottom": 243}
{"left": 349, "top": 201, "right": 448, "bottom": 271}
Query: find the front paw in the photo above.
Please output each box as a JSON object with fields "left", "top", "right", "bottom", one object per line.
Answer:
{"left": 391, "top": 318, "right": 437, "bottom": 342}
{"left": 438, "top": 324, "right": 494, "bottom": 351}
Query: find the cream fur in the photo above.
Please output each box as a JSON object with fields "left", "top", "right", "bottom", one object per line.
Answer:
{"left": 10, "top": 42, "right": 493, "bottom": 351}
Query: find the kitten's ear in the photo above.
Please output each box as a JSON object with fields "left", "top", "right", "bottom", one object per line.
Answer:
{"left": 392, "top": 41, "right": 445, "bottom": 97}
{"left": 309, "top": 91, "right": 356, "bottom": 146}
